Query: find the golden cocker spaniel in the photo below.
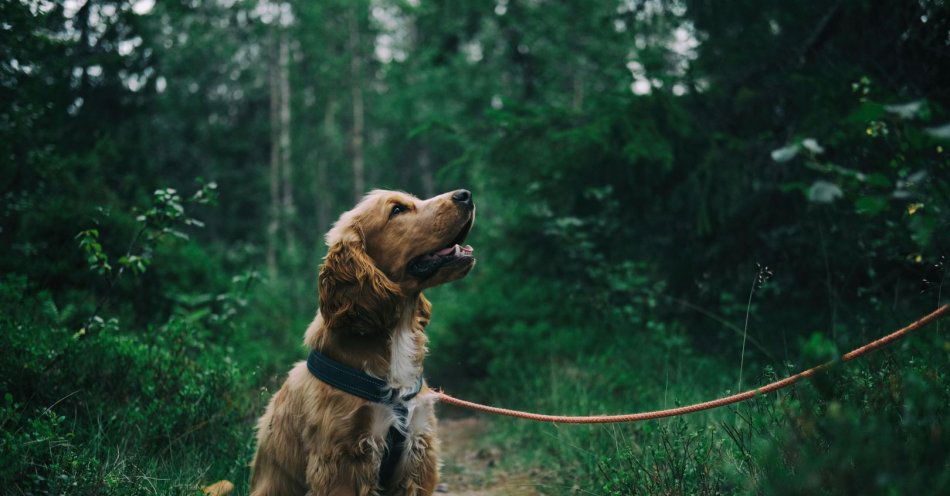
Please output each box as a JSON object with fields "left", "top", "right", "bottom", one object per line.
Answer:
{"left": 249, "top": 189, "right": 475, "bottom": 496}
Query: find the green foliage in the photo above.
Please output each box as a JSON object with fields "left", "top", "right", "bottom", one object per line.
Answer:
{"left": 3, "top": 0, "right": 949, "bottom": 494}
{"left": 0, "top": 187, "right": 259, "bottom": 494}
{"left": 736, "top": 345, "right": 950, "bottom": 495}
{"left": 598, "top": 419, "right": 730, "bottom": 495}
{"left": 77, "top": 229, "right": 113, "bottom": 275}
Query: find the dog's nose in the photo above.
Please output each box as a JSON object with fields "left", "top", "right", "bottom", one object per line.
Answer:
{"left": 452, "top": 189, "right": 473, "bottom": 207}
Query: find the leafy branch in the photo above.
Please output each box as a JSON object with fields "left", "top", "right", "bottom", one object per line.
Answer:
{"left": 48, "top": 182, "right": 219, "bottom": 368}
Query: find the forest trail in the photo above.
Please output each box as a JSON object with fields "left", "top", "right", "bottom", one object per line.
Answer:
{"left": 436, "top": 417, "right": 541, "bottom": 496}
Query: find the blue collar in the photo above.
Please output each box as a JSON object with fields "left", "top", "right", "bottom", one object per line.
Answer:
{"left": 305, "top": 349, "right": 423, "bottom": 404}
{"left": 306, "top": 349, "right": 423, "bottom": 490}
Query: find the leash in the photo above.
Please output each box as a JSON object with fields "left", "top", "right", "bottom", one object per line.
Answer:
{"left": 435, "top": 304, "right": 948, "bottom": 424}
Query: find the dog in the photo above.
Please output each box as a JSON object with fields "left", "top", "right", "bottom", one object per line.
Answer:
{"left": 248, "top": 189, "right": 475, "bottom": 496}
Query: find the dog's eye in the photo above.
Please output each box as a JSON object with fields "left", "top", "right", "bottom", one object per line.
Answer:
{"left": 390, "top": 204, "right": 408, "bottom": 218}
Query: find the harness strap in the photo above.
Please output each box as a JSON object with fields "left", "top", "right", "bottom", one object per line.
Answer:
{"left": 306, "top": 349, "right": 423, "bottom": 491}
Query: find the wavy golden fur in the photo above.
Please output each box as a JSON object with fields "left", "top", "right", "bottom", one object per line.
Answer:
{"left": 247, "top": 189, "right": 475, "bottom": 496}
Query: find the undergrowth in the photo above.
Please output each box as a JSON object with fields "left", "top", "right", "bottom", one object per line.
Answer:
{"left": 440, "top": 319, "right": 949, "bottom": 495}
{"left": 0, "top": 186, "right": 304, "bottom": 495}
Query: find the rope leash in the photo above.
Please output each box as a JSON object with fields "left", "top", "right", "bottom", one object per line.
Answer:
{"left": 435, "top": 304, "right": 948, "bottom": 424}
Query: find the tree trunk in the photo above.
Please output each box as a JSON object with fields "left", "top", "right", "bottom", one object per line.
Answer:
{"left": 316, "top": 99, "right": 337, "bottom": 237}
{"left": 77, "top": 1, "right": 92, "bottom": 99}
{"left": 266, "top": 33, "right": 281, "bottom": 279}
{"left": 572, "top": 71, "right": 585, "bottom": 111}
{"left": 349, "top": 7, "right": 365, "bottom": 203}
{"left": 501, "top": 0, "right": 535, "bottom": 100}
{"left": 279, "top": 30, "right": 295, "bottom": 251}
{"left": 419, "top": 146, "right": 434, "bottom": 198}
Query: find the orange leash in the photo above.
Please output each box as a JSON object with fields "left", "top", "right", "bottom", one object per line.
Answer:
{"left": 435, "top": 304, "right": 948, "bottom": 424}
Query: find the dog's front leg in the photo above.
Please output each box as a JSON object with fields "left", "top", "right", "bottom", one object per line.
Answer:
{"left": 306, "top": 436, "right": 385, "bottom": 496}
{"left": 390, "top": 429, "right": 439, "bottom": 495}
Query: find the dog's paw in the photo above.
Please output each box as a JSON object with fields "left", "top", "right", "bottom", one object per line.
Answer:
{"left": 202, "top": 480, "right": 234, "bottom": 496}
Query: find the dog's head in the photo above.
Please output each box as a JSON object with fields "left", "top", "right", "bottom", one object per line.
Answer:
{"left": 318, "top": 189, "right": 475, "bottom": 331}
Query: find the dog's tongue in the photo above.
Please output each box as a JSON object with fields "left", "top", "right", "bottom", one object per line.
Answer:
{"left": 435, "top": 245, "right": 456, "bottom": 256}
{"left": 434, "top": 244, "right": 474, "bottom": 257}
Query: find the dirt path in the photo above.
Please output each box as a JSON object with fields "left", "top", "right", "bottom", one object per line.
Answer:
{"left": 436, "top": 417, "right": 540, "bottom": 496}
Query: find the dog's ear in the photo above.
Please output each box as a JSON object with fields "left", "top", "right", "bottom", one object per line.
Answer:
{"left": 415, "top": 293, "right": 432, "bottom": 330}
{"left": 318, "top": 226, "right": 401, "bottom": 333}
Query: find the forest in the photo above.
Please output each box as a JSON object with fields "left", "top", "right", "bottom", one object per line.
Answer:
{"left": 2, "top": 0, "right": 949, "bottom": 494}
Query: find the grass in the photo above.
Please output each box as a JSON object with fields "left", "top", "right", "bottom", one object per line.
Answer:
{"left": 449, "top": 309, "right": 950, "bottom": 495}
{"left": 3, "top": 281, "right": 947, "bottom": 495}
{"left": 0, "top": 274, "right": 267, "bottom": 495}
{"left": 3, "top": 215, "right": 947, "bottom": 496}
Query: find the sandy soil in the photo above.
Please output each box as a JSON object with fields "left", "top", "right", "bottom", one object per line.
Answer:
{"left": 436, "top": 417, "right": 542, "bottom": 496}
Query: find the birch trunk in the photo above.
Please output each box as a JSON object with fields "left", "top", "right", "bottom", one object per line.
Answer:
{"left": 278, "top": 30, "right": 295, "bottom": 250}
{"left": 348, "top": 7, "right": 365, "bottom": 202}
{"left": 316, "top": 99, "right": 336, "bottom": 236}
{"left": 266, "top": 33, "right": 281, "bottom": 279}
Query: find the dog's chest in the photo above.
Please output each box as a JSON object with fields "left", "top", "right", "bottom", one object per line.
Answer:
{"left": 388, "top": 321, "right": 421, "bottom": 390}
{"left": 369, "top": 394, "right": 434, "bottom": 440}
{"left": 368, "top": 321, "right": 434, "bottom": 453}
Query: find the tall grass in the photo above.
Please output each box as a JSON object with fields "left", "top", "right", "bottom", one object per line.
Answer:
{"left": 440, "top": 310, "right": 950, "bottom": 495}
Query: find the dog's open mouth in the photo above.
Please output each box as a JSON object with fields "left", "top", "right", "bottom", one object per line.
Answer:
{"left": 406, "top": 217, "right": 474, "bottom": 278}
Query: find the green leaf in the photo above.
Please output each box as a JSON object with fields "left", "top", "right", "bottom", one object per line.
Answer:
{"left": 845, "top": 102, "right": 885, "bottom": 124}
{"left": 854, "top": 196, "right": 887, "bottom": 216}
{"left": 908, "top": 213, "right": 936, "bottom": 248}
{"left": 865, "top": 173, "right": 892, "bottom": 188}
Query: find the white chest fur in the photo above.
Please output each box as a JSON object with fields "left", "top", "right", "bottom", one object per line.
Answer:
{"left": 388, "top": 305, "right": 421, "bottom": 391}
{"left": 369, "top": 391, "right": 436, "bottom": 439}
{"left": 367, "top": 304, "right": 435, "bottom": 467}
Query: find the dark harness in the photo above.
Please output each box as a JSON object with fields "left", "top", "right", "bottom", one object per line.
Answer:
{"left": 306, "top": 349, "right": 423, "bottom": 490}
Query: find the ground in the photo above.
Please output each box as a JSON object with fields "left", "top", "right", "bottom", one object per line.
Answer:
{"left": 436, "top": 417, "right": 541, "bottom": 496}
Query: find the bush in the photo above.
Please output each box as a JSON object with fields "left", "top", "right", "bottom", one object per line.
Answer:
{"left": 0, "top": 273, "right": 260, "bottom": 495}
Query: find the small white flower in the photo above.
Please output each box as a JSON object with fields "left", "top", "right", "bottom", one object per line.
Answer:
{"left": 924, "top": 123, "right": 950, "bottom": 139}
{"left": 770, "top": 144, "right": 799, "bottom": 162}
{"left": 883, "top": 100, "right": 923, "bottom": 119}
{"left": 801, "top": 138, "right": 825, "bottom": 154}
{"left": 807, "top": 181, "right": 843, "bottom": 203}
